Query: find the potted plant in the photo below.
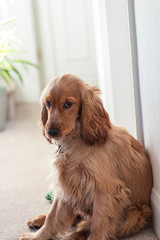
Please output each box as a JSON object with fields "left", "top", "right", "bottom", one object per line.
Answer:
{"left": 0, "top": 86, "right": 7, "bottom": 131}
{"left": 0, "top": 18, "right": 38, "bottom": 130}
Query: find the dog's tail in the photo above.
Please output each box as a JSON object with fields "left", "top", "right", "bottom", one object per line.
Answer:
{"left": 118, "top": 203, "right": 152, "bottom": 238}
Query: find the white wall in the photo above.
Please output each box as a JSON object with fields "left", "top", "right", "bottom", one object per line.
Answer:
{"left": 134, "top": 0, "right": 160, "bottom": 237}
{"left": 0, "top": 0, "right": 40, "bottom": 103}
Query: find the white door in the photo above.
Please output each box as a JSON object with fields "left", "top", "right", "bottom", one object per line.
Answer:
{"left": 33, "top": 0, "right": 98, "bottom": 87}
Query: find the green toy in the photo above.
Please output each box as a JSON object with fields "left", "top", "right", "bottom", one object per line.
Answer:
{"left": 45, "top": 192, "right": 54, "bottom": 202}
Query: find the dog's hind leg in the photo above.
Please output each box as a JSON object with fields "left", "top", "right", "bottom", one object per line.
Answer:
{"left": 117, "top": 203, "right": 152, "bottom": 238}
{"left": 27, "top": 214, "right": 46, "bottom": 229}
{"left": 66, "top": 220, "right": 90, "bottom": 240}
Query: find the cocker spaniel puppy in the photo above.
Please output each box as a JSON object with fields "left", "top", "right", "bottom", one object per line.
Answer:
{"left": 20, "top": 74, "right": 152, "bottom": 240}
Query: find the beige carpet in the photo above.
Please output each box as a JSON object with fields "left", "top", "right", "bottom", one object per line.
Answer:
{"left": 0, "top": 104, "right": 158, "bottom": 240}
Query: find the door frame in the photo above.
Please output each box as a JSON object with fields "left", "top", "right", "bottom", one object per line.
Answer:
{"left": 92, "top": 0, "right": 137, "bottom": 138}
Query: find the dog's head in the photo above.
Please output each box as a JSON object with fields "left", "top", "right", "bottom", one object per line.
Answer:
{"left": 40, "top": 74, "right": 111, "bottom": 145}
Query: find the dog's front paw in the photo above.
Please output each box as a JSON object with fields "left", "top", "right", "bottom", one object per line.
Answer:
{"left": 27, "top": 215, "right": 46, "bottom": 229}
{"left": 19, "top": 232, "right": 38, "bottom": 240}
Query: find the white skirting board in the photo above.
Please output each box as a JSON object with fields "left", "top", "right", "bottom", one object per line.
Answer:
{"left": 151, "top": 188, "right": 160, "bottom": 239}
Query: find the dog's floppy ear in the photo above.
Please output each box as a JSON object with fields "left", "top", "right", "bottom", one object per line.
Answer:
{"left": 40, "top": 103, "right": 48, "bottom": 135}
{"left": 40, "top": 103, "right": 48, "bottom": 129}
{"left": 80, "top": 86, "right": 111, "bottom": 145}
{"left": 40, "top": 103, "right": 52, "bottom": 144}
{"left": 39, "top": 85, "right": 53, "bottom": 143}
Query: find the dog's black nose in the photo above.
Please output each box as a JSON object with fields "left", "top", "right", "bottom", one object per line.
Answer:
{"left": 47, "top": 128, "right": 59, "bottom": 137}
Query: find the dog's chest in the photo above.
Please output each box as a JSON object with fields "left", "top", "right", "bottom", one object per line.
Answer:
{"left": 55, "top": 153, "right": 93, "bottom": 213}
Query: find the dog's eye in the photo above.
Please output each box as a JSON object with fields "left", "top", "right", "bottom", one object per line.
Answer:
{"left": 63, "top": 102, "right": 73, "bottom": 109}
{"left": 45, "top": 101, "right": 51, "bottom": 108}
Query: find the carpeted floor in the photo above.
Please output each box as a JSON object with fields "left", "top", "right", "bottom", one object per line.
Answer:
{"left": 0, "top": 104, "right": 158, "bottom": 240}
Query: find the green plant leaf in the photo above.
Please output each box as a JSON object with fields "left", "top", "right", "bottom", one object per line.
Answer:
{"left": 0, "top": 69, "right": 11, "bottom": 86}
{"left": 10, "top": 64, "right": 23, "bottom": 83}
{"left": 0, "top": 17, "right": 39, "bottom": 86}
{"left": 0, "top": 59, "right": 13, "bottom": 70}
{"left": 0, "top": 18, "right": 17, "bottom": 27}
{"left": 13, "top": 59, "right": 39, "bottom": 69}
{"left": 0, "top": 49, "right": 20, "bottom": 58}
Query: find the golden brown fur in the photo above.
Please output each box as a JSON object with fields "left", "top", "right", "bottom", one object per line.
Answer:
{"left": 20, "top": 74, "right": 153, "bottom": 240}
